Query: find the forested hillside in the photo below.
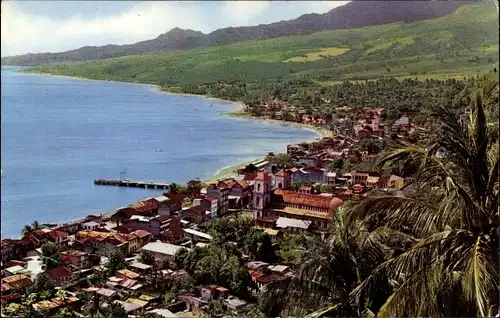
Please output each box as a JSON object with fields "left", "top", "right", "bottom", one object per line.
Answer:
{"left": 1, "top": 1, "right": 473, "bottom": 66}
{"left": 24, "top": 4, "right": 498, "bottom": 86}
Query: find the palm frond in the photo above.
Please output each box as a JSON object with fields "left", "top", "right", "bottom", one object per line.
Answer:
{"left": 461, "top": 236, "right": 500, "bottom": 317}
{"left": 346, "top": 195, "right": 441, "bottom": 237}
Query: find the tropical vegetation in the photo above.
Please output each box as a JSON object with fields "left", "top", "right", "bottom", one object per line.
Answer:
{"left": 22, "top": 221, "right": 41, "bottom": 236}
{"left": 259, "top": 71, "right": 499, "bottom": 317}
{"left": 26, "top": 4, "right": 497, "bottom": 87}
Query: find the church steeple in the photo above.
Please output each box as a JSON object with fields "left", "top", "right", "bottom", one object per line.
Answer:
{"left": 253, "top": 172, "right": 272, "bottom": 219}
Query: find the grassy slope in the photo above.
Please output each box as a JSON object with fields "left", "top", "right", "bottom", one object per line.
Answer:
{"left": 28, "top": 4, "right": 499, "bottom": 84}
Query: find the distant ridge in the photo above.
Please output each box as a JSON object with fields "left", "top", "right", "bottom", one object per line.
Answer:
{"left": 1, "top": 1, "right": 474, "bottom": 66}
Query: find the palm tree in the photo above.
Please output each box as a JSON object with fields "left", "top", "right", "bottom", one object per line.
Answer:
{"left": 344, "top": 75, "right": 499, "bottom": 317}
{"left": 168, "top": 183, "right": 180, "bottom": 194}
{"left": 22, "top": 225, "right": 33, "bottom": 236}
{"left": 21, "top": 220, "right": 41, "bottom": 236}
{"left": 80, "top": 291, "right": 101, "bottom": 317}
{"left": 186, "top": 179, "right": 203, "bottom": 196}
{"left": 260, "top": 208, "right": 414, "bottom": 317}
{"left": 31, "top": 221, "right": 40, "bottom": 230}
{"left": 101, "top": 301, "right": 128, "bottom": 318}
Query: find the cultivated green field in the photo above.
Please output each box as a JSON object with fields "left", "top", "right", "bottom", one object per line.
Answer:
{"left": 28, "top": 4, "right": 499, "bottom": 85}
{"left": 284, "top": 47, "right": 350, "bottom": 62}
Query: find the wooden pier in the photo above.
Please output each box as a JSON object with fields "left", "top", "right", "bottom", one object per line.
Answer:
{"left": 94, "top": 178, "right": 170, "bottom": 190}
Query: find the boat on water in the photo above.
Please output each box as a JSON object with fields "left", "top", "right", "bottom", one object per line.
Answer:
{"left": 155, "top": 149, "right": 164, "bottom": 152}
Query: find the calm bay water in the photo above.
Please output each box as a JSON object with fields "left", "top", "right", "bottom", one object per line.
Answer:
{"left": 1, "top": 66, "right": 318, "bottom": 238}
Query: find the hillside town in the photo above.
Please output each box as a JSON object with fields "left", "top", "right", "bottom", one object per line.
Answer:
{"left": 0, "top": 106, "right": 429, "bottom": 317}
{"left": 1, "top": 0, "right": 498, "bottom": 315}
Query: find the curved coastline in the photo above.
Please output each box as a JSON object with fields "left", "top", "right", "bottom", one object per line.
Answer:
{"left": 3, "top": 67, "right": 326, "bottom": 236}
{"left": 20, "top": 69, "right": 327, "bottom": 181}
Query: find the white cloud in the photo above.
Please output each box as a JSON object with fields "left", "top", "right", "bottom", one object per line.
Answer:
{"left": 221, "top": 1, "right": 271, "bottom": 25}
{"left": 1, "top": 1, "right": 351, "bottom": 57}
{"left": 1, "top": 1, "right": 208, "bottom": 57}
{"left": 305, "top": 1, "right": 351, "bottom": 13}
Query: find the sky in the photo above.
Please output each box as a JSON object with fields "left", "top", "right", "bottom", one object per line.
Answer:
{"left": 1, "top": 1, "right": 350, "bottom": 57}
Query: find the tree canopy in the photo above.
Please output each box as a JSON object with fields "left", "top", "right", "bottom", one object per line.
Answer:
{"left": 260, "top": 72, "right": 499, "bottom": 317}
{"left": 40, "top": 242, "right": 61, "bottom": 269}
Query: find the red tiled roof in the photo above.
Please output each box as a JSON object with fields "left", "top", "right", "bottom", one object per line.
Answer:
{"left": 51, "top": 296, "right": 79, "bottom": 307}
{"left": 224, "top": 179, "right": 236, "bottom": 189}
{"left": 243, "top": 173, "right": 257, "bottom": 181}
{"left": 275, "top": 169, "right": 292, "bottom": 177}
{"left": 255, "top": 172, "right": 271, "bottom": 181}
{"left": 299, "top": 186, "right": 312, "bottom": 191}
{"left": 133, "top": 230, "right": 151, "bottom": 238}
{"left": 118, "top": 233, "right": 137, "bottom": 242}
{"left": 117, "top": 269, "right": 140, "bottom": 280}
{"left": 163, "top": 193, "right": 186, "bottom": 202}
{"left": 61, "top": 250, "right": 87, "bottom": 257}
{"left": 32, "top": 229, "right": 48, "bottom": 236}
{"left": 256, "top": 273, "right": 286, "bottom": 284}
{"left": 119, "top": 278, "right": 138, "bottom": 288}
{"left": 141, "top": 198, "right": 159, "bottom": 210}
{"left": 22, "top": 234, "right": 41, "bottom": 246}
{"left": 75, "top": 238, "right": 87, "bottom": 245}
{"left": 274, "top": 189, "right": 332, "bottom": 210}
{"left": 1, "top": 239, "right": 14, "bottom": 248}
{"left": 2, "top": 274, "right": 33, "bottom": 290}
{"left": 113, "top": 207, "right": 137, "bottom": 220}
{"left": 1, "top": 283, "right": 12, "bottom": 292}
{"left": 352, "top": 184, "right": 365, "bottom": 192}
{"left": 249, "top": 270, "right": 263, "bottom": 280}
{"left": 45, "top": 267, "right": 73, "bottom": 280}
{"left": 75, "top": 230, "right": 136, "bottom": 245}
{"left": 236, "top": 180, "right": 250, "bottom": 189}
{"left": 33, "top": 296, "right": 79, "bottom": 311}
{"left": 0, "top": 239, "right": 31, "bottom": 249}
{"left": 217, "top": 181, "right": 228, "bottom": 189}
{"left": 131, "top": 202, "right": 153, "bottom": 214}
{"left": 47, "top": 230, "right": 68, "bottom": 240}
{"left": 204, "top": 196, "right": 218, "bottom": 202}
{"left": 225, "top": 179, "right": 249, "bottom": 189}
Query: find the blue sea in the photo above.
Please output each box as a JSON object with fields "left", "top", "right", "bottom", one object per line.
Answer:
{"left": 0, "top": 66, "right": 318, "bottom": 238}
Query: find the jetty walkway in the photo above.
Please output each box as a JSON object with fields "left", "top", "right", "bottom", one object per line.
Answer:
{"left": 94, "top": 179, "right": 170, "bottom": 190}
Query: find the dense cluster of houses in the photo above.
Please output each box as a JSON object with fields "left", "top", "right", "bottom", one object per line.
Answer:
{"left": 0, "top": 152, "right": 413, "bottom": 316}
{"left": 0, "top": 171, "right": 303, "bottom": 315}
{"left": 1, "top": 105, "right": 423, "bottom": 316}
{"left": 253, "top": 99, "right": 423, "bottom": 139}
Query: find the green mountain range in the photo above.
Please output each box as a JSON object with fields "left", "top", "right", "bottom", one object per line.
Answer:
{"left": 1, "top": 1, "right": 474, "bottom": 66}
{"left": 18, "top": 2, "right": 500, "bottom": 85}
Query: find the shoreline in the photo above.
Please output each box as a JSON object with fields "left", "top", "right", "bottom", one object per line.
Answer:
{"left": 221, "top": 111, "right": 332, "bottom": 139}
{"left": 19, "top": 67, "right": 329, "bottom": 168}
{"left": 22, "top": 68, "right": 326, "bottom": 141}
{"left": 153, "top": 86, "right": 246, "bottom": 111}
{"left": 204, "top": 157, "right": 262, "bottom": 183}
{"left": 3, "top": 68, "right": 329, "bottom": 237}
{"left": 153, "top": 87, "right": 329, "bottom": 139}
